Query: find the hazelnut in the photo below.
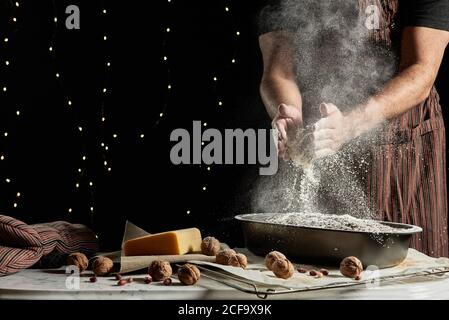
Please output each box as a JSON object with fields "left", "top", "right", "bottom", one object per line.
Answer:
{"left": 89, "top": 276, "right": 97, "bottom": 283}
{"left": 148, "top": 260, "right": 172, "bottom": 281}
{"left": 144, "top": 276, "right": 153, "bottom": 284}
{"left": 264, "top": 251, "right": 287, "bottom": 271}
{"left": 340, "top": 256, "right": 363, "bottom": 279}
{"left": 320, "top": 268, "right": 329, "bottom": 276}
{"left": 66, "top": 253, "right": 88, "bottom": 273}
{"left": 163, "top": 278, "right": 172, "bottom": 286}
{"left": 309, "top": 270, "right": 317, "bottom": 276}
{"left": 117, "top": 279, "right": 127, "bottom": 286}
{"left": 114, "top": 273, "right": 122, "bottom": 280}
{"left": 215, "top": 249, "right": 236, "bottom": 265}
{"left": 178, "top": 264, "right": 201, "bottom": 285}
{"left": 92, "top": 256, "right": 114, "bottom": 276}
{"left": 228, "top": 253, "right": 248, "bottom": 268}
{"left": 201, "top": 237, "right": 221, "bottom": 256}
{"left": 355, "top": 275, "right": 362, "bottom": 281}
{"left": 272, "top": 258, "right": 294, "bottom": 279}
{"left": 297, "top": 267, "right": 307, "bottom": 273}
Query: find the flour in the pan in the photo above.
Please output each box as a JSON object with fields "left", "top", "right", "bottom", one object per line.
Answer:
{"left": 265, "top": 212, "right": 407, "bottom": 233}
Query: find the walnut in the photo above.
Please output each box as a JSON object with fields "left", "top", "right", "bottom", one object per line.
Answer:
{"left": 272, "top": 258, "right": 294, "bottom": 279}
{"left": 228, "top": 253, "right": 248, "bottom": 269}
{"left": 215, "top": 249, "right": 236, "bottom": 265}
{"left": 148, "top": 260, "right": 173, "bottom": 281}
{"left": 66, "top": 252, "right": 88, "bottom": 273}
{"left": 177, "top": 263, "right": 201, "bottom": 285}
{"left": 201, "top": 236, "right": 221, "bottom": 256}
{"left": 340, "top": 256, "right": 363, "bottom": 279}
{"left": 92, "top": 256, "right": 114, "bottom": 276}
{"left": 264, "top": 251, "right": 286, "bottom": 271}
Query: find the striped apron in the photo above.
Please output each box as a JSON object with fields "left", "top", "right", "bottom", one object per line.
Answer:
{"left": 361, "top": 0, "right": 448, "bottom": 257}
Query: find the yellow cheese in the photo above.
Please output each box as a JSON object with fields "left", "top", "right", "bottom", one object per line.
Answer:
{"left": 123, "top": 228, "right": 202, "bottom": 256}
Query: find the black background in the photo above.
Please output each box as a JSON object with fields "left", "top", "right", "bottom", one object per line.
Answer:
{"left": 0, "top": 0, "right": 448, "bottom": 251}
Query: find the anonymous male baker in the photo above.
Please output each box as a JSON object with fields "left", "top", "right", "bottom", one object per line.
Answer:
{"left": 259, "top": 0, "right": 449, "bottom": 257}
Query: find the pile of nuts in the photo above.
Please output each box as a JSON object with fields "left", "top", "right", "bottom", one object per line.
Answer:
{"left": 200, "top": 236, "right": 248, "bottom": 269}
{"left": 263, "top": 250, "right": 364, "bottom": 281}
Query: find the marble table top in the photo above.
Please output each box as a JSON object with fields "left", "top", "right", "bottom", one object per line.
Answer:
{"left": 1, "top": 267, "right": 449, "bottom": 300}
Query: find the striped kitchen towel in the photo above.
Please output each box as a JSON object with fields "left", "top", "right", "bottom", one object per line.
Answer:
{"left": 0, "top": 215, "right": 98, "bottom": 276}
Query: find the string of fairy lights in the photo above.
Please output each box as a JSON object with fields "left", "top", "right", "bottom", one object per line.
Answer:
{"left": 0, "top": 0, "right": 21, "bottom": 209}
{"left": 185, "top": 0, "right": 241, "bottom": 216}
{"left": 47, "top": 0, "right": 114, "bottom": 220}
{"left": 1, "top": 0, "right": 242, "bottom": 220}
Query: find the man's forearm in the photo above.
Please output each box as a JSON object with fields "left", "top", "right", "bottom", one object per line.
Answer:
{"left": 260, "top": 76, "right": 303, "bottom": 121}
{"left": 348, "top": 63, "right": 436, "bottom": 137}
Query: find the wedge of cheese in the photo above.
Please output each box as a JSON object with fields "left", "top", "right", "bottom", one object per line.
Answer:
{"left": 123, "top": 228, "right": 202, "bottom": 256}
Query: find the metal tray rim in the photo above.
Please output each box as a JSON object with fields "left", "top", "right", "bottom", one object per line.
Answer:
{"left": 235, "top": 213, "right": 423, "bottom": 235}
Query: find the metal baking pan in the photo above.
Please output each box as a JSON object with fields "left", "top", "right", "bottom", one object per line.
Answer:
{"left": 235, "top": 213, "right": 423, "bottom": 268}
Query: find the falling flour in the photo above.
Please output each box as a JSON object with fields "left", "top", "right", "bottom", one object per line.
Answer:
{"left": 264, "top": 212, "right": 408, "bottom": 234}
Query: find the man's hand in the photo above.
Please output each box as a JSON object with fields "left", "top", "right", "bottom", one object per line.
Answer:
{"left": 313, "top": 103, "right": 354, "bottom": 159}
{"left": 272, "top": 103, "right": 302, "bottom": 159}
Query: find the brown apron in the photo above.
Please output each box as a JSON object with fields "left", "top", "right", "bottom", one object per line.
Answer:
{"left": 360, "top": 0, "right": 448, "bottom": 257}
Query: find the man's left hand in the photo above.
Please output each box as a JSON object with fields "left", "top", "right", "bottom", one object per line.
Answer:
{"left": 313, "top": 102, "right": 354, "bottom": 159}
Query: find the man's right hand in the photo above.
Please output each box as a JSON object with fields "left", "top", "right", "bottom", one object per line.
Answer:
{"left": 272, "top": 103, "right": 302, "bottom": 160}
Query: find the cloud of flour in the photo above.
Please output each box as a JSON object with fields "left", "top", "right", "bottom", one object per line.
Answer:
{"left": 252, "top": 0, "right": 398, "bottom": 217}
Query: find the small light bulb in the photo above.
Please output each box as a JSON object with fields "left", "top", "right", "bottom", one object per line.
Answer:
{"left": 103, "top": 9, "right": 107, "bottom": 14}
{"left": 231, "top": 59, "right": 236, "bottom": 63}
{"left": 113, "top": 133, "right": 117, "bottom": 138}
{"left": 16, "top": 110, "right": 20, "bottom": 116}
{"left": 160, "top": 112, "right": 164, "bottom": 117}
{"left": 201, "top": 142, "right": 204, "bottom": 146}
{"left": 78, "top": 168, "right": 82, "bottom": 173}
{"left": 213, "top": 77, "right": 217, "bottom": 81}
{"left": 101, "top": 142, "right": 105, "bottom": 147}
{"left": 106, "top": 62, "right": 111, "bottom": 67}
{"left": 2, "top": 87, "right": 7, "bottom": 92}
{"left": 55, "top": 73, "right": 60, "bottom": 78}
{"left": 103, "top": 35, "right": 107, "bottom": 41}
{"left": 236, "top": 31, "right": 241, "bottom": 36}
{"left": 90, "top": 207, "right": 94, "bottom": 212}
{"left": 76, "top": 183, "right": 80, "bottom": 188}
{"left": 78, "top": 126, "right": 83, "bottom": 132}
{"left": 225, "top": 7, "right": 229, "bottom": 12}
{"left": 82, "top": 155, "right": 86, "bottom": 160}
{"left": 68, "top": 208, "right": 73, "bottom": 213}
{"left": 218, "top": 101, "right": 223, "bottom": 106}
{"left": 202, "top": 186, "right": 207, "bottom": 191}
{"left": 12, "top": 17, "right": 17, "bottom": 22}
{"left": 103, "top": 88, "right": 107, "bottom": 93}
{"left": 105, "top": 146, "right": 109, "bottom": 151}
{"left": 186, "top": 210, "right": 191, "bottom": 214}
{"left": 163, "top": 56, "right": 168, "bottom": 61}
{"left": 6, "top": 178, "right": 11, "bottom": 183}
{"left": 5, "top": 61, "right": 10, "bottom": 66}
{"left": 89, "top": 182, "right": 93, "bottom": 186}
{"left": 207, "top": 167, "right": 211, "bottom": 171}
{"left": 108, "top": 167, "right": 112, "bottom": 171}
{"left": 140, "top": 133, "right": 145, "bottom": 138}
{"left": 15, "top": 2, "right": 19, "bottom": 7}
{"left": 54, "top": 17, "right": 57, "bottom": 23}
{"left": 166, "top": 27, "right": 171, "bottom": 32}
{"left": 17, "top": 192, "right": 21, "bottom": 197}
{"left": 167, "top": 84, "right": 172, "bottom": 90}
{"left": 4, "top": 38, "right": 8, "bottom": 43}
{"left": 104, "top": 161, "right": 108, "bottom": 166}
{"left": 68, "top": 100, "right": 72, "bottom": 106}
{"left": 49, "top": 46, "right": 53, "bottom": 52}
{"left": 13, "top": 203, "right": 17, "bottom": 208}
{"left": 203, "top": 123, "right": 207, "bottom": 127}
{"left": 4, "top": 132, "right": 8, "bottom": 137}
{"left": 0, "top": 155, "right": 4, "bottom": 160}
{"left": 101, "top": 117, "right": 105, "bottom": 122}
